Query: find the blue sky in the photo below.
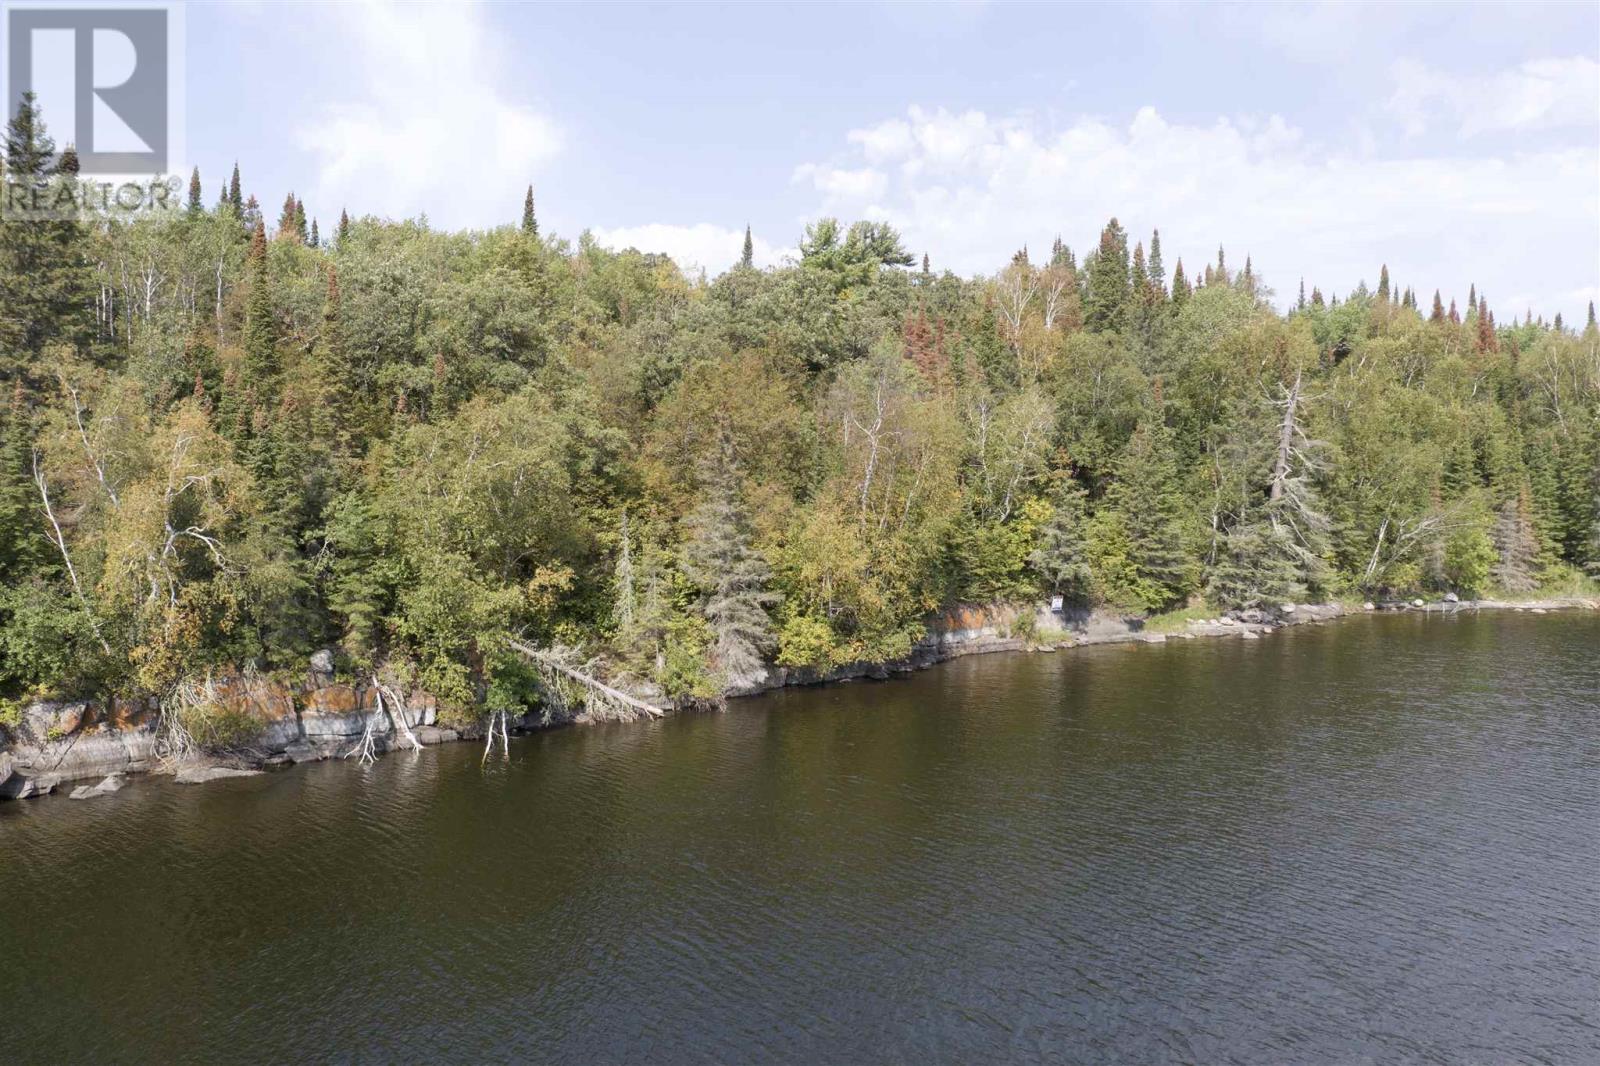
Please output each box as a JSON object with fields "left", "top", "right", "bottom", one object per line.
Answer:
{"left": 186, "top": 1, "right": 1598, "bottom": 318}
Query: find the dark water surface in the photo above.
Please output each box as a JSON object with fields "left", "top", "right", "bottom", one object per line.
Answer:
{"left": 4, "top": 612, "right": 1598, "bottom": 1064}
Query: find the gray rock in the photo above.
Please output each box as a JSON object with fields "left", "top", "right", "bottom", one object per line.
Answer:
{"left": 0, "top": 751, "right": 12, "bottom": 793}
{"left": 1, "top": 772, "right": 61, "bottom": 799}
{"left": 1363, "top": 601, "right": 1376, "bottom": 611}
{"left": 1241, "top": 608, "right": 1264, "bottom": 624}
{"left": 69, "top": 774, "right": 125, "bottom": 800}
{"left": 1240, "top": 629, "right": 1260, "bottom": 640}
{"left": 415, "top": 726, "right": 459, "bottom": 746}
{"left": 1411, "top": 598, "right": 1425, "bottom": 608}
{"left": 1444, "top": 592, "right": 1460, "bottom": 603}
{"left": 1280, "top": 603, "right": 1297, "bottom": 614}
{"left": 173, "top": 765, "right": 263, "bottom": 785}
{"left": 309, "top": 648, "right": 336, "bottom": 677}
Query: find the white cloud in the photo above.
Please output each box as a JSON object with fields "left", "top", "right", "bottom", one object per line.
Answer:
{"left": 588, "top": 223, "right": 794, "bottom": 277}
{"left": 793, "top": 95, "right": 1599, "bottom": 319}
{"left": 792, "top": 163, "right": 889, "bottom": 202}
{"left": 294, "top": 1, "right": 560, "bottom": 230}
{"left": 1388, "top": 56, "right": 1600, "bottom": 137}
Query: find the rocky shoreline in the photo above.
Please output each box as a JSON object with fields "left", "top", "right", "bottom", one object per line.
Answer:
{"left": 3, "top": 596, "right": 1595, "bottom": 803}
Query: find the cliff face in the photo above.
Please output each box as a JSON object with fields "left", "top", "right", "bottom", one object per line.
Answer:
{"left": 0, "top": 673, "right": 474, "bottom": 799}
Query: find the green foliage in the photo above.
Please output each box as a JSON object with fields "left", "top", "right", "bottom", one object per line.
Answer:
{"left": 0, "top": 182, "right": 1591, "bottom": 718}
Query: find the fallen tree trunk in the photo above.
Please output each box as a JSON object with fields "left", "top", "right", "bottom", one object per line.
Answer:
{"left": 506, "top": 639, "right": 667, "bottom": 719}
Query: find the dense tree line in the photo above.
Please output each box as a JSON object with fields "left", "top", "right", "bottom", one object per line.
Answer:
{"left": 2, "top": 95, "right": 1596, "bottom": 718}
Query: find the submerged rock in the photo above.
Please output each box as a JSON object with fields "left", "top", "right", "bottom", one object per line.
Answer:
{"left": 69, "top": 774, "right": 125, "bottom": 800}
{"left": 173, "top": 765, "right": 263, "bottom": 785}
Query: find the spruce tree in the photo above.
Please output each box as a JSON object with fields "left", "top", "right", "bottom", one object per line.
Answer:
{"left": 1147, "top": 230, "right": 1165, "bottom": 300}
{"left": 680, "top": 431, "right": 779, "bottom": 686}
{"left": 241, "top": 220, "right": 279, "bottom": 399}
{"left": 1491, "top": 484, "right": 1540, "bottom": 593}
{"left": 1084, "top": 217, "right": 1130, "bottom": 332}
{"left": 1377, "top": 264, "right": 1391, "bottom": 304}
{"left": 0, "top": 92, "right": 91, "bottom": 369}
{"left": 293, "top": 197, "right": 308, "bottom": 244}
{"left": 1587, "top": 301, "right": 1597, "bottom": 332}
{"left": 309, "top": 219, "right": 319, "bottom": 248}
{"left": 1208, "top": 515, "right": 1302, "bottom": 609}
{"left": 1430, "top": 290, "right": 1445, "bottom": 322}
{"left": 1030, "top": 472, "right": 1093, "bottom": 602}
{"left": 740, "top": 224, "right": 754, "bottom": 269}
{"left": 228, "top": 162, "right": 242, "bottom": 210}
{"left": 187, "top": 166, "right": 203, "bottom": 213}
{"left": 1106, "top": 417, "right": 1194, "bottom": 609}
{"left": 521, "top": 184, "right": 537, "bottom": 237}
{"left": 1171, "top": 260, "right": 1190, "bottom": 307}
{"left": 338, "top": 208, "right": 351, "bottom": 244}
{"left": 0, "top": 381, "right": 43, "bottom": 581}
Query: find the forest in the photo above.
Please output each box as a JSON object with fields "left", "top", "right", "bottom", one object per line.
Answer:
{"left": 2, "top": 94, "right": 1597, "bottom": 722}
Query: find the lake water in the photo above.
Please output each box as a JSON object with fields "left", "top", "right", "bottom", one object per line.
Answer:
{"left": 3, "top": 611, "right": 1598, "bottom": 1064}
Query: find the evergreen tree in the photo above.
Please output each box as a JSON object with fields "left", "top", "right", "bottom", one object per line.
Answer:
{"left": 228, "top": 162, "right": 242, "bottom": 210}
{"left": 1105, "top": 417, "right": 1194, "bottom": 609}
{"left": 1377, "top": 264, "right": 1391, "bottom": 304}
{"left": 1208, "top": 515, "right": 1302, "bottom": 609}
{"left": 241, "top": 221, "right": 279, "bottom": 399}
{"left": 0, "top": 381, "right": 43, "bottom": 581}
{"left": 1029, "top": 472, "right": 1093, "bottom": 602}
{"left": 0, "top": 92, "right": 91, "bottom": 369}
{"left": 1241, "top": 255, "right": 1255, "bottom": 296}
{"left": 1297, "top": 278, "right": 1307, "bottom": 311}
{"left": 1084, "top": 217, "right": 1130, "bottom": 332}
{"left": 293, "top": 197, "right": 308, "bottom": 243}
{"left": 338, "top": 208, "right": 351, "bottom": 244}
{"left": 1491, "top": 484, "right": 1541, "bottom": 593}
{"left": 740, "top": 225, "right": 754, "bottom": 269}
{"left": 681, "top": 431, "right": 779, "bottom": 686}
{"left": 521, "top": 184, "right": 538, "bottom": 237}
{"left": 187, "top": 166, "right": 203, "bottom": 213}
{"left": 309, "top": 219, "right": 319, "bottom": 248}
{"left": 1147, "top": 230, "right": 1165, "bottom": 300}
{"left": 921, "top": 252, "right": 931, "bottom": 277}
{"left": 1430, "top": 290, "right": 1445, "bottom": 322}
{"left": 1587, "top": 301, "right": 1597, "bottom": 332}
{"left": 1171, "top": 259, "right": 1190, "bottom": 307}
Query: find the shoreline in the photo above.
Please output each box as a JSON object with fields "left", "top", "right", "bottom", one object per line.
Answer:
{"left": 3, "top": 596, "right": 1596, "bottom": 804}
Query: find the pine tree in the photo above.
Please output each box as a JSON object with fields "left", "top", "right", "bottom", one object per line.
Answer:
{"left": 338, "top": 208, "right": 351, "bottom": 244}
{"left": 1448, "top": 298, "right": 1460, "bottom": 325}
{"left": 921, "top": 252, "right": 931, "bottom": 277}
{"left": 680, "top": 432, "right": 779, "bottom": 686}
{"left": 1030, "top": 472, "right": 1092, "bottom": 602}
{"left": 1377, "top": 264, "right": 1391, "bottom": 304}
{"left": 228, "top": 162, "right": 242, "bottom": 211}
{"left": 521, "top": 184, "right": 537, "bottom": 237}
{"left": 1106, "top": 417, "right": 1195, "bottom": 609}
{"left": 1297, "top": 278, "right": 1307, "bottom": 311}
{"left": 293, "top": 197, "right": 308, "bottom": 244}
{"left": 1215, "top": 245, "right": 1228, "bottom": 286}
{"left": 278, "top": 192, "right": 298, "bottom": 238}
{"left": 1430, "top": 290, "right": 1445, "bottom": 322}
{"left": 187, "top": 166, "right": 203, "bottom": 213}
{"left": 309, "top": 219, "right": 319, "bottom": 248}
{"left": 1241, "top": 255, "right": 1255, "bottom": 296}
{"left": 1171, "top": 259, "right": 1190, "bottom": 307}
{"left": 740, "top": 225, "right": 754, "bottom": 269}
{"left": 1084, "top": 217, "right": 1130, "bottom": 331}
{"left": 1587, "top": 301, "right": 1597, "bottom": 332}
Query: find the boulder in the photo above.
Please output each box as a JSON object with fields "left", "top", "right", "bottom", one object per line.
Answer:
{"left": 1363, "top": 602, "right": 1376, "bottom": 611}
{"left": 1241, "top": 608, "right": 1264, "bottom": 624}
{"left": 1444, "top": 592, "right": 1460, "bottom": 603}
{"left": 1240, "top": 629, "right": 1260, "bottom": 640}
{"left": 1411, "top": 598, "right": 1425, "bottom": 608}
{"left": 1, "top": 772, "right": 60, "bottom": 799}
{"left": 173, "top": 765, "right": 263, "bottom": 785}
{"left": 309, "top": 648, "right": 336, "bottom": 678}
{"left": 1280, "top": 603, "right": 1297, "bottom": 614}
{"left": 69, "top": 774, "right": 125, "bottom": 801}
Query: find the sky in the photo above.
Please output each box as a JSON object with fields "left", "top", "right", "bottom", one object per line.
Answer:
{"left": 181, "top": 0, "right": 1598, "bottom": 319}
